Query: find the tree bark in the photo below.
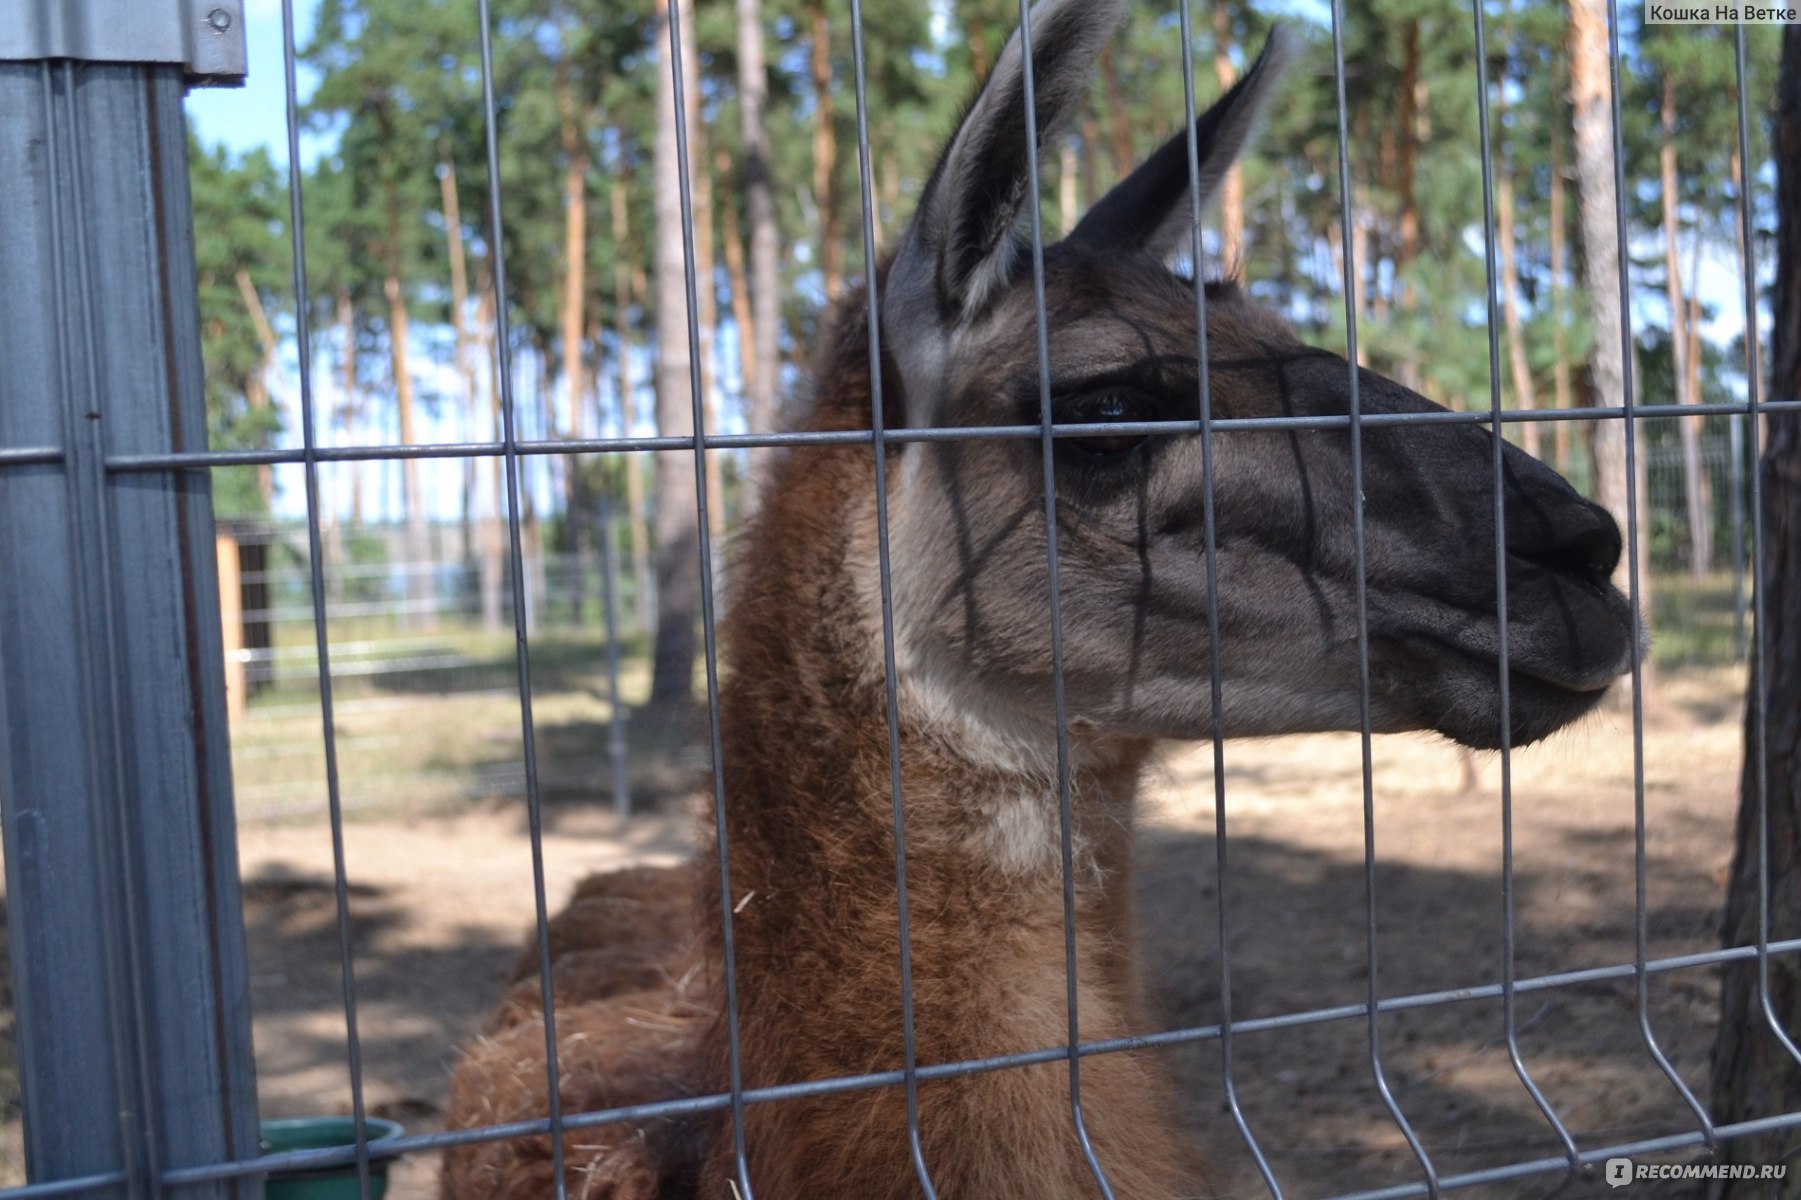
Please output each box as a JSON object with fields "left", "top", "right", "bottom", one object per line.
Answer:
{"left": 692, "top": 118, "right": 726, "bottom": 555}
{"left": 1098, "top": 48, "right": 1135, "bottom": 182}
{"left": 384, "top": 264, "right": 429, "bottom": 629}
{"left": 477, "top": 276, "right": 506, "bottom": 633}
{"left": 811, "top": 9, "right": 843, "bottom": 302}
{"left": 737, "top": 0, "right": 780, "bottom": 502}
{"left": 1662, "top": 74, "right": 1712, "bottom": 577}
{"left": 1497, "top": 162, "right": 1541, "bottom": 461}
{"left": 377, "top": 106, "right": 429, "bottom": 631}
{"left": 439, "top": 150, "right": 490, "bottom": 625}
{"left": 558, "top": 52, "right": 592, "bottom": 624}
{"left": 612, "top": 164, "right": 654, "bottom": 639}
{"left": 234, "top": 267, "right": 278, "bottom": 506}
{"left": 1709, "top": 25, "right": 1801, "bottom": 1192}
{"left": 1550, "top": 117, "right": 1574, "bottom": 475}
{"left": 651, "top": 0, "right": 701, "bottom": 706}
{"left": 719, "top": 142, "right": 758, "bottom": 398}
{"left": 337, "top": 286, "right": 364, "bottom": 529}
{"left": 1079, "top": 109, "right": 1101, "bottom": 209}
{"left": 1395, "top": 20, "right": 1423, "bottom": 311}
{"left": 1214, "top": 6, "right": 1244, "bottom": 267}
{"left": 1566, "top": 0, "right": 1651, "bottom": 628}
{"left": 1489, "top": 29, "right": 1537, "bottom": 461}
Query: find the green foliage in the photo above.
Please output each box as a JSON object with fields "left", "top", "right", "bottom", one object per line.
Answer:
{"left": 188, "top": 131, "right": 289, "bottom": 518}
{"left": 187, "top": 0, "right": 1784, "bottom": 528}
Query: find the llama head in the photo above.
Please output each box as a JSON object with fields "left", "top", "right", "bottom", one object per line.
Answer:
{"left": 872, "top": 0, "right": 1637, "bottom": 754}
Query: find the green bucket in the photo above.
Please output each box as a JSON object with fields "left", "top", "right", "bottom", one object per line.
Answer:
{"left": 259, "top": 1118, "right": 405, "bottom": 1200}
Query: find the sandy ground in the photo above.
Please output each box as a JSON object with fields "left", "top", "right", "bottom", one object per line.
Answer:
{"left": 214, "top": 666, "right": 1761, "bottom": 1200}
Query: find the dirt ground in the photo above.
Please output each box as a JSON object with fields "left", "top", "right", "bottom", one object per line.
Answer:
{"left": 211, "top": 664, "right": 1762, "bottom": 1200}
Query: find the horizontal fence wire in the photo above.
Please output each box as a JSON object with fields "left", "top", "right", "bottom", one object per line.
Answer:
{"left": 2, "top": 0, "right": 1791, "bottom": 1193}
{"left": 7, "top": 938, "right": 1798, "bottom": 1200}
{"left": 14, "top": 1105, "right": 1798, "bottom": 1200}
{"left": 21, "top": 395, "right": 1788, "bottom": 470}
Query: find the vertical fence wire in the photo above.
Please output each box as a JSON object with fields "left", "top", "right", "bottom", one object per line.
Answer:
{"left": 1602, "top": 0, "right": 1716, "bottom": 1139}
{"left": 43, "top": 62, "right": 156, "bottom": 1200}
{"left": 1734, "top": 24, "right": 1801, "bottom": 1072}
{"left": 474, "top": 2, "right": 571, "bottom": 1193}
{"left": 276, "top": 5, "right": 378, "bottom": 1196}
{"left": 1467, "top": 2, "right": 1582, "bottom": 1179}
{"left": 1171, "top": 8, "right": 1283, "bottom": 1194}
{"left": 1729, "top": 411, "right": 1749, "bottom": 661}
{"left": 844, "top": 1, "right": 939, "bottom": 1193}
{"left": 14, "top": 7, "right": 1797, "bottom": 1196}
{"left": 662, "top": 1, "right": 755, "bottom": 1193}
{"left": 1015, "top": 2, "right": 1119, "bottom": 1194}
{"left": 1325, "top": 2, "right": 1440, "bottom": 1191}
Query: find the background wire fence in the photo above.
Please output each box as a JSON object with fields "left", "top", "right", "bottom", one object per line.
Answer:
{"left": 1, "top": 0, "right": 1798, "bottom": 1197}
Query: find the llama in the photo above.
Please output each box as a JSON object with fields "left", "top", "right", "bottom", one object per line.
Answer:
{"left": 444, "top": 1, "right": 1637, "bottom": 1195}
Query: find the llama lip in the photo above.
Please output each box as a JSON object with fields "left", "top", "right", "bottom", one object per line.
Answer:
{"left": 1381, "top": 574, "right": 1635, "bottom": 698}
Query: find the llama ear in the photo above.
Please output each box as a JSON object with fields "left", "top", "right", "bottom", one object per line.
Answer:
{"left": 1069, "top": 28, "right": 1295, "bottom": 262}
{"left": 891, "top": 0, "right": 1129, "bottom": 324}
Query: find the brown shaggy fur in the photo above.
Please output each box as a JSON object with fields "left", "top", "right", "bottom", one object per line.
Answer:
{"left": 441, "top": 990, "right": 707, "bottom": 1200}
{"left": 444, "top": 283, "right": 1212, "bottom": 1198}
{"left": 443, "top": 864, "right": 709, "bottom": 1198}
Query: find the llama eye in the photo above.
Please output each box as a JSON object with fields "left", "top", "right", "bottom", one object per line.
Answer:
{"left": 1065, "top": 390, "right": 1151, "bottom": 458}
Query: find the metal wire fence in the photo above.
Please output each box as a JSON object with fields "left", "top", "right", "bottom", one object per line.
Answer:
{"left": 2, "top": 0, "right": 1800, "bottom": 1198}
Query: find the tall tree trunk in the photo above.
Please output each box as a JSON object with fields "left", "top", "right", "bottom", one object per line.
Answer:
{"left": 1550, "top": 116, "right": 1574, "bottom": 475}
{"left": 1349, "top": 193, "right": 1370, "bottom": 369}
{"left": 1079, "top": 109, "right": 1101, "bottom": 208}
{"left": 1213, "top": 6, "right": 1244, "bottom": 267}
{"left": 1732, "top": 144, "right": 1768, "bottom": 454}
{"left": 964, "top": 0, "right": 994, "bottom": 79}
{"left": 1098, "top": 47, "right": 1135, "bottom": 182}
{"left": 439, "top": 150, "right": 486, "bottom": 623}
{"left": 692, "top": 118, "right": 727, "bottom": 554}
{"left": 337, "top": 286, "right": 364, "bottom": 529}
{"left": 377, "top": 105, "right": 430, "bottom": 630}
{"left": 1395, "top": 20, "right": 1422, "bottom": 310}
{"left": 737, "top": 0, "right": 780, "bottom": 501}
{"left": 234, "top": 268, "right": 278, "bottom": 507}
{"left": 719, "top": 143, "right": 758, "bottom": 399}
{"left": 811, "top": 9, "right": 843, "bottom": 302}
{"left": 1058, "top": 138, "right": 1078, "bottom": 239}
{"left": 1492, "top": 50, "right": 1540, "bottom": 461}
{"left": 1566, "top": 0, "right": 1651, "bottom": 631}
{"left": 385, "top": 263, "right": 429, "bottom": 629}
{"left": 558, "top": 55, "right": 592, "bottom": 623}
{"left": 651, "top": 0, "right": 701, "bottom": 706}
{"left": 1710, "top": 26, "right": 1801, "bottom": 1191}
{"left": 613, "top": 164, "right": 654, "bottom": 639}
{"left": 477, "top": 277, "right": 505, "bottom": 632}
{"left": 1497, "top": 164, "right": 1541, "bottom": 460}
{"left": 1662, "top": 74, "right": 1712, "bottom": 577}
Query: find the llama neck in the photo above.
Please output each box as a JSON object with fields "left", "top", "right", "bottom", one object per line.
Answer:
{"left": 719, "top": 448, "right": 1148, "bottom": 909}
{"left": 715, "top": 444, "right": 1152, "bottom": 1023}
{"left": 697, "top": 419, "right": 1191, "bottom": 1200}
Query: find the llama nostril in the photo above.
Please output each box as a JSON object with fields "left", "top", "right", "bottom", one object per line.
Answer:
{"left": 1510, "top": 502, "right": 1622, "bottom": 590}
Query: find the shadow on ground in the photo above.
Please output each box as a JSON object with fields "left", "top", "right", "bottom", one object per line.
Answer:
{"left": 1134, "top": 825, "right": 1729, "bottom": 1198}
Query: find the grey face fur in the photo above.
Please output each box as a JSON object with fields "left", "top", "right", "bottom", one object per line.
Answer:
{"left": 878, "top": 0, "right": 1635, "bottom": 753}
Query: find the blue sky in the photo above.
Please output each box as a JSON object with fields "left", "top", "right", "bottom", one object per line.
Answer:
{"left": 186, "top": 0, "right": 325, "bottom": 163}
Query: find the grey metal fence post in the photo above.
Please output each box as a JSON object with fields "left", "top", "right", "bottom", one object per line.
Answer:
{"left": 0, "top": 5, "right": 259, "bottom": 1196}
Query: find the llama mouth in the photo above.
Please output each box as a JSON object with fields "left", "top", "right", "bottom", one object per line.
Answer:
{"left": 1370, "top": 637, "right": 1612, "bottom": 749}
{"left": 1379, "top": 557, "right": 1638, "bottom": 696}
